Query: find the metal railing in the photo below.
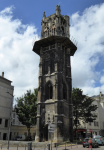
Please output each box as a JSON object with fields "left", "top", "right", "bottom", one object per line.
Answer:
{"left": 0, "top": 141, "right": 79, "bottom": 150}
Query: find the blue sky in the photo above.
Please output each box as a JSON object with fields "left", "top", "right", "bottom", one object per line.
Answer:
{"left": 0, "top": 0, "right": 104, "bottom": 100}
{"left": 1, "top": 0, "right": 104, "bottom": 34}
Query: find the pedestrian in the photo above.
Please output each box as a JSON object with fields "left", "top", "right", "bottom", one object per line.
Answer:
{"left": 88, "top": 137, "right": 92, "bottom": 150}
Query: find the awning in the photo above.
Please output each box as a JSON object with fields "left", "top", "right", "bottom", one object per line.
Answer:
{"left": 77, "top": 129, "right": 86, "bottom": 132}
{"left": 87, "top": 129, "right": 92, "bottom": 133}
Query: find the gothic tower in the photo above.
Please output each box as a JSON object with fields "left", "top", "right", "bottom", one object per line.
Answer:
{"left": 32, "top": 5, "right": 77, "bottom": 142}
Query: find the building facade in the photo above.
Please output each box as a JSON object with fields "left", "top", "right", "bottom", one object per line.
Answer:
{"left": 11, "top": 108, "right": 36, "bottom": 140}
{"left": 32, "top": 5, "right": 77, "bottom": 142}
{"left": 0, "top": 72, "right": 14, "bottom": 140}
{"left": 74, "top": 92, "right": 104, "bottom": 139}
{"left": 91, "top": 92, "right": 104, "bottom": 136}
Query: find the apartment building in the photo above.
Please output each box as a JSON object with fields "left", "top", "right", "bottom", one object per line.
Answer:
{"left": 10, "top": 107, "right": 36, "bottom": 140}
{"left": 0, "top": 72, "right": 14, "bottom": 140}
{"left": 75, "top": 92, "right": 104, "bottom": 139}
{"left": 91, "top": 92, "right": 104, "bottom": 136}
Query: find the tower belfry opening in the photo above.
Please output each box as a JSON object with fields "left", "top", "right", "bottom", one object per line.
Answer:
{"left": 45, "top": 81, "right": 53, "bottom": 100}
{"left": 32, "top": 4, "right": 77, "bottom": 142}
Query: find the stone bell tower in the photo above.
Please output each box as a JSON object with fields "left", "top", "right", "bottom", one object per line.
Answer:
{"left": 32, "top": 5, "right": 77, "bottom": 142}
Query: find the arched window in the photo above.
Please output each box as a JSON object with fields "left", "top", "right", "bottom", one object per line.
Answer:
{"left": 45, "top": 81, "right": 53, "bottom": 100}
{"left": 52, "top": 29, "right": 53, "bottom": 35}
{"left": 63, "top": 83, "right": 67, "bottom": 100}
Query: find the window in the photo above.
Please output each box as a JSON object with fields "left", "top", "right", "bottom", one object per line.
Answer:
{"left": 89, "top": 122, "right": 91, "bottom": 125}
{"left": 3, "top": 133, "right": 7, "bottom": 140}
{"left": 96, "top": 122, "right": 99, "bottom": 126}
{"left": 50, "top": 59, "right": 54, "bottom": 73}
{"left": 33, "top": 133, "right": 36, "bottom": 140}
{"left": 94, "top": 121, "right": 99, "bottom": 126}
{"left": 5, "top": 119, "right": 8, "bottom": 127}
{"left": 24, "top": 132, "right": 27, "bottom": 137}
{"left": 13, "top": 113, "right": 15, "bottom": 118}
{"left": 0, "top": 118, "right": 2, "bottom": 124}
{"left": 13, "top": 119, "right": 15, "bottom": 124}
{"left": 45, "top": 81, "right": 53, "bottom": 100}
{"left": 44, "top": 60, "right": 49, "bottom": 74}
{"left": 94, "top": 121, "right": 96, "bottom": 126}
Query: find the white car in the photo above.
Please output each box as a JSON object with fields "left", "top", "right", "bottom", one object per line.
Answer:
{"left": 93, "top": 135, "right": 104, "bottom": 145}
{"left": 16, "top": 135, "right": 26, "bottom": 141}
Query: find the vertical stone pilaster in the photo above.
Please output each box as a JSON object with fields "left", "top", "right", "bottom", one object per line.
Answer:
{"left": 69, "top": 55, "right": 73, "bottom": 142}
{"left": 55, "top": 63, "right": 58, "bottom": 72}
{"left": 63, "top": 47, "right": 66, "bottom": 75}
{"left": 53, "top": 113, "right": 58, "bottom": 142}
{"left": 55, "top": 83, "right": 58, "bottom": 100}
{"left": 48, "top": 65, "right": 50, "bottom": 75}
{"left": 53, "top": 84, "right": 56, "bottom": 100}
{"left": 61, "top": 84, "right": 63, "bottom": 100}
{"left": 35, "top": 116, "right": 41, "bottom": 142}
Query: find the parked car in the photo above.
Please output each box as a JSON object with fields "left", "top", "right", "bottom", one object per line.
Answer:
{"left": 92, "top": 138, "right": 99, "bottom": 148}
{"left": 93, "top": 135, "right": 104, "bottom": 145}
{"left": 16, "top": 135, "right": 26, "bottom": 141}
{"left": 82, "top": 138, "right": 99, "bottom": 148}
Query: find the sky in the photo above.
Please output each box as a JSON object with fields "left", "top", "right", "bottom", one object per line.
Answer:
{"left": 0, "top": 0, "right": 104, "bottom": 102}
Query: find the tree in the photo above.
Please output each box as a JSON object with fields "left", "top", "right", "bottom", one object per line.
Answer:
{"left": 72, "top": 88, "right": 98, "bottom": 138}
{"left": 15, "top": 88, "right": 38, "bottom": 139}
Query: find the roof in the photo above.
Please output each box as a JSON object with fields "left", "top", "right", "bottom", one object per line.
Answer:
{"left": 0, "top": 76, "right": 12, "bottom": 85}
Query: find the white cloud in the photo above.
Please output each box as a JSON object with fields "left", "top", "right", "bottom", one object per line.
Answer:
{"left": 100, "top": 76, "right": 104, "bottom": 84}
{"left": 70, "top": 3, "right": 104, "bottom": 96}
{"left": 1, "top": 3, "right": 104, "bottom": 101}
{"left": 0, "top": 6, "right": 40, "bottom": 100}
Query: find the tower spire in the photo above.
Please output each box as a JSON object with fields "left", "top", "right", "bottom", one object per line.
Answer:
{"left": 56, "top": 4, "right": 61, "bottom": 16}
{"left": 42, "top": 11, "right": 46, "bottom": 21}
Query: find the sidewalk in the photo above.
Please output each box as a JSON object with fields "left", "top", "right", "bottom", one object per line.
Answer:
{"left": 0, "top": 144, "right": 83, "bottom": 150}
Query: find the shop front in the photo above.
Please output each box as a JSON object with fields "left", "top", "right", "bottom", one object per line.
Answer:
{"left": 74, "top": 129, "right": 86, "bottom": 140}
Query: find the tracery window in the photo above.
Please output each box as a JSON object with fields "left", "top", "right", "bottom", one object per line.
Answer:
{"left": 44, "top": 60, "right": 49, "bottom": 74}
{"left": 45, "top": 81, "right": 53, "bottom": 100}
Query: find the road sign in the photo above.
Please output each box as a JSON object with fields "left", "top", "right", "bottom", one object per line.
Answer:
{"left": 49, "top": 124, "right": 56, "bottom": 128}
{"left": 49, "top": 130, "right": 56, "bottom": 133}
{"left": 49, "top": 128, "right": 56, "bottom": 131}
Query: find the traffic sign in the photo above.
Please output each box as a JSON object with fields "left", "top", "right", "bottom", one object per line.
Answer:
{"left": 49, "top": 128, "right": 56, "bottom": 130}
{"left": 49, "top": 124, "right": 56, "bottom": 128}
{"left": 49, "top": 130, "right": 56, "bottom": 133}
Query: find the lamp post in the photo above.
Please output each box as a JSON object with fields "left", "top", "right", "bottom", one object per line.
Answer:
{"left": 6, "top": 91, "right": 14, "bottom": 150}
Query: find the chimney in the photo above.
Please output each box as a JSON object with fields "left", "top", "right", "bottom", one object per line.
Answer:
{"left": 2, "top": 72, "right": 4, "bottom": 77}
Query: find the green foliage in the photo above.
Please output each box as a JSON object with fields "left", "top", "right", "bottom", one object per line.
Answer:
{"left": 15, "top": 88, "right": 38, "bottom": 136}
{"left": 72, "top": 88, "right": 98, "bottom": 128}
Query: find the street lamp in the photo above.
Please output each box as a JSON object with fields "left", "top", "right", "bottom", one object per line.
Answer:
{"left": 6, "top": 91, "right": 14, "bottom": 150}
